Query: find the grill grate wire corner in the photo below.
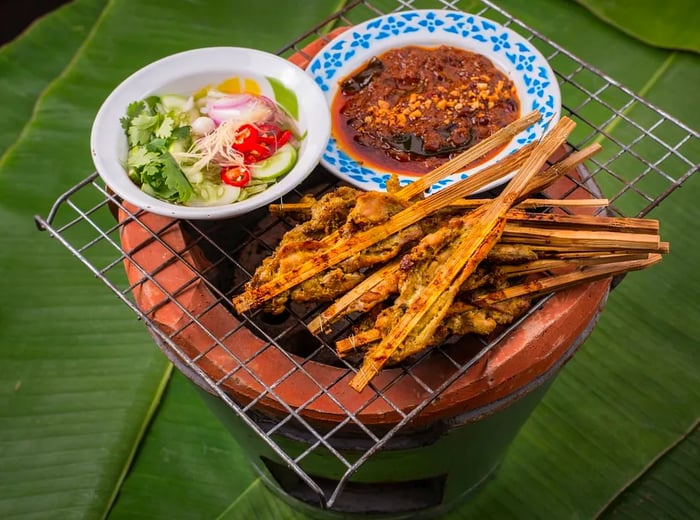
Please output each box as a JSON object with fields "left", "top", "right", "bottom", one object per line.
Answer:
{"left": 34, "top": 0, "right": 699, "bottom": 511}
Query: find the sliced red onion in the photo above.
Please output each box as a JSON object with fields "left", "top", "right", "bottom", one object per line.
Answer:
{"left": 206, "top": 94, "right": 275, "bottom": 125}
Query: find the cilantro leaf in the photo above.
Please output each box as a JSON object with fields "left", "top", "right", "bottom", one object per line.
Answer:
{"left": 146, "top": 138, "right": 168, "bottom": 152}
{"left": 127, "top": 147, "right": 159, "bottom": 169}
{"left": 128, "top": 100, "right": 146, "bottom": 117}
{"left": 171, "top": 125, "right": 190, "bottom": 141}
{"left": 159, "top": 151, "right": 193, "bottom": 203}
{"left": 127, "top": 113, "right": 160, "bottom": 146}
{"left": 141, "top": 161, "right": 162, "bottom": 181}
{"left": 155, "top": 116, "right": 174, "bottom": 139}
{"left": 143, "top": 96, "right": 161, "bottom": 112}
{"left": 122, "top": 95, "right": 194, "bottom": 205}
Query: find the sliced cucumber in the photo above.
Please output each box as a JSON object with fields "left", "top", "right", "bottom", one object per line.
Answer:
{"left": 181, "top": 164, "right": 204, "bottom": 185}
{"left": 160, "top": 94, "right": 189, "bottom": 111}
{"left": 187, "top": 183, "right": 241, "bottom": 207}
{"left": 238, "top": 182, "right": 270, "bottom": 201}
{"left": 251, "top": 143, "right": 297, "bottom": 181}
{"left": 168, "top": 138, "right": 188, "bottom": 154}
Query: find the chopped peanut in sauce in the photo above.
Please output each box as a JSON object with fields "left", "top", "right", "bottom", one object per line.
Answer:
{"left": 332, "top": 45, "right": 520, "bottom": 176}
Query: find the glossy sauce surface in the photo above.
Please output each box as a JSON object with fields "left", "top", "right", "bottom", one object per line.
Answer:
{"left": 332, "top": 45, "right": 520, "bottom": 176}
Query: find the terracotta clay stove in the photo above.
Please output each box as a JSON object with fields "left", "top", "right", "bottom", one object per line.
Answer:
{"left": 117, "top": 155, "right": 610, "bottom": 517}
{"left": 112, "top": 25, "right": 611, "bottom": 518}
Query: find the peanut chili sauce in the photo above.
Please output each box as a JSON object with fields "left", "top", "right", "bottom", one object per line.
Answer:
{"left": 332, "top": 45, "right": 520, "bottom": 176}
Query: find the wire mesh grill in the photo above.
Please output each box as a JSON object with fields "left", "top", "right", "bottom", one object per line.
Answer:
{"left": 35, "top": 0, "right": 698, "bottom": 511}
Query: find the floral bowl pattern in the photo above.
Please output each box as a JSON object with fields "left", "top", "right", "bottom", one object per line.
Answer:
{"left": 308, "top": 10, "right": 561, "bottom": 193}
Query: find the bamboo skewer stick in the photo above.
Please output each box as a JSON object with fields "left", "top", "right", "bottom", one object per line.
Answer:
{"left": 233, "top": 142, "right": 537, "bottom": 313}
{"left": 348, "top": 117, "right": 577, "bottom": 392}
{"left": 337, "top": 329, "right": 382, "bottom": 354}
{"left": 543, "top": 241, "right": 670, "bottom": 255}
{"left": 522, "top": 143, "right": 602, "bottom": 197}
{"left": 269, "top": 197, "right": 610, "bottom": 216}
{"left": 530, "top": 241, "right": 669, "bottom": 255}
{"left": 504, "top": 211, "right": 659, "bottom": 233}
{"left": 473, "top": 254, "right": 662, "bottom": 305}
{"left": 501, "top": 226, "right": 660, "bottom": 251}
{"left": 516, "top": 198, "right": 609, "bottom": 209}
{"left": 497, "top": 253, "right": 650, "bottom": 276}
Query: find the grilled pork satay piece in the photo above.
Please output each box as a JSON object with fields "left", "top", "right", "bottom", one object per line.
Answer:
{"left": 246, "top": 189, "right": 424, "bottom": 313}
{"left": 246, "top": 187, "right": 361, "bottom": 314}
{"left": 486, "top": 243, "right": 539, "bottom": 264}
{"left": 283, "top": 186, "right": 360, "bottom": 242}
{"left": 307, "top": 230, "right": 538, "bottom": 333}
{"left": 343, "top": 291, "right": 532, "bottom": 364}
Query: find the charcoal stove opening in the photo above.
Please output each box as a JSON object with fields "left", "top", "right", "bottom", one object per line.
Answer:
{"left": 261, "top": 456, "right": 447, "bottom": 514}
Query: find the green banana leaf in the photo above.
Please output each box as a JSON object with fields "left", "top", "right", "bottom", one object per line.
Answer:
{"left": 1, "top": 1, "right": 697, "bottom": 519}
{"left": 0, "top": 0, "right": 107, "bottom": 155}
{"left": 599, "top": 420, "right": 700, "bottom": 518}
{"left": 575, "top": 0, "right": 700, "bottom": 54}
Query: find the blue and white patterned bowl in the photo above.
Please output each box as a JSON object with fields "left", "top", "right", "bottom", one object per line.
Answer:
{"left": 307, "top": 9, "right": 561, "bottom": 193}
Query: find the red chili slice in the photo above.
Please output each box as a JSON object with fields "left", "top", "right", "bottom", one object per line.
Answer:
{"left": 257, "top": 124, "right": 280, "bottom": 145}
{"left": 220, "top": 165, "right": 251, "bottom": 187}
{"left": 277, "top": 129, "right": 292, "bottom": 147}
{"left": 232, "top": 124, "right": 260, "bottom": 153}
{"left": 243, "top": 142, "right": 274, "bottom": 164}
{"left": 231, "top": 123, "right": 293, "bottom": 164}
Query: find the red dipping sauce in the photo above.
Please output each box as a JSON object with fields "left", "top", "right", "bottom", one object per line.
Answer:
{"left": 332, "top": 45, "right": 520, "bottom": 176}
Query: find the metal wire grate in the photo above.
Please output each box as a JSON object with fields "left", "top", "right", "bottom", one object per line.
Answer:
{"left": 35, "top": 0, "right": 698, "bottom": 511}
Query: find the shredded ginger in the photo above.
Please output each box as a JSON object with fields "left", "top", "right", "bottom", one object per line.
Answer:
{"left": 178, "top": 120, "right": 247, "bottom": 172}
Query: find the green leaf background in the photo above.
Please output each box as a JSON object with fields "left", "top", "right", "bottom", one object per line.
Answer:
{"left": 0, "top": 1, "right": 697, "bottom": 519}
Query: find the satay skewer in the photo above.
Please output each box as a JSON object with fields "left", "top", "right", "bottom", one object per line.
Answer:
{"left": 314, "top": 140, "right": 538, "bottom": 248}
{"left": 349, "top": 117, "right": 577, "bottom": 391}
{"left": 233, "top": 142, "right": 537, "bottom": 313}
{"left": 335, "top": 252, "right": 663, "bottom": 356}
{"left": 307, "top": 260, "right": 401, "bottom": 335}
{"left": 307, "top": 144, "right": 605, "bottom": 334}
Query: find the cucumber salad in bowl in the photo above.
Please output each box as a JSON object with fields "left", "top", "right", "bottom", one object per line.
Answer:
{"left": 121, "top": 86, "right": 301, "bottom": 207}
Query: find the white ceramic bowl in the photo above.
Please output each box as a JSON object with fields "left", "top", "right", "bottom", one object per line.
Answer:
{"left": 307, "top": 10, "right": 561, "bottom": 194}
{"left": 91, "top": 47, "right": 330, "bottom": 220}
